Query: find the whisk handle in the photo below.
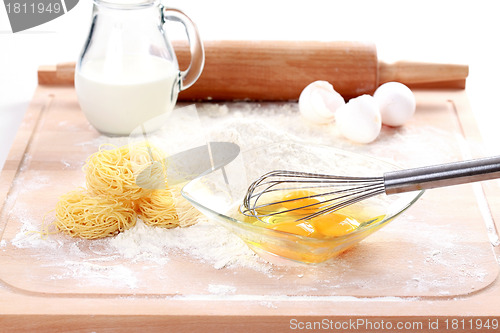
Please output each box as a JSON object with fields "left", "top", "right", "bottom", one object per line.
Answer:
{"left": 383, "top": 156, "right": 500, "bottom": 194}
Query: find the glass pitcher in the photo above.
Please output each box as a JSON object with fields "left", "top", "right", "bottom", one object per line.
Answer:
{"left": 75, "top": 0, "right": 204, "bottom": 136}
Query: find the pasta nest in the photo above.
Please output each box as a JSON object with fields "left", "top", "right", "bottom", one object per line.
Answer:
{"left": 55, "top": 189, "right": 137, "bottom": 239}
{"left": 136, "top": 186, "right": 199, "bottom": 228}
{"left": 84, "top": 143, "right": 167, "bottom": 202}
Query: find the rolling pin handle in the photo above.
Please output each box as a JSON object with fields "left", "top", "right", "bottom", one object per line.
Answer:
{"left": 378, "top": 61, "right": 469, "bottom": 86}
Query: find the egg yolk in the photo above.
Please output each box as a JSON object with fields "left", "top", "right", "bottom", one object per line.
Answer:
{"left": 240, "top": 189, "right": 386, "bottom": 263}
{"left": 271, "top": 212, "right": 359, "bottom": 238}
{"left": 310, "top": 213, "right": 359, "bottom": 237}
{"left": 281, "top": 190, "right": 320, "bottom": 213}
{"left": 261, "top": 190, "right": 360, "bottom": 238}
{"left": 271, "top": 220, "right": 319, "bottom": 237}
{"left": 250, "top": 189, "right": 368, "bottom": 238}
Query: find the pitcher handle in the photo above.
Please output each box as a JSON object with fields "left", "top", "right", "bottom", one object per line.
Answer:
{"left": 162, "top": 8, "right": 205, "bottom": 90}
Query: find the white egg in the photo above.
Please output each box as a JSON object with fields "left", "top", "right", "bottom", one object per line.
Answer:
{"left": 335, "top": 95, "right": 381, "bottom": 144}
{"left": 298, "top": 81, "right": 345, "bottom": 124}
{"left": 374, "top": 82, "right": 416, "bottom": 127}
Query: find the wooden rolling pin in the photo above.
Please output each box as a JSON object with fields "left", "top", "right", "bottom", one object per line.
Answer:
{"left": 38, "top": 40, "right": 468, "bottom": 101}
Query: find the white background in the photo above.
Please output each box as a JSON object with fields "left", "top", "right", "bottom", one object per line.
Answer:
{"left": 1, "top": 0, "right": 500, "bottom": 171}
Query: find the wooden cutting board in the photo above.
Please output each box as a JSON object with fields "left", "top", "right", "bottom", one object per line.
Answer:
{"left": 1, "top": 83, "right": 500, "bottom": 331}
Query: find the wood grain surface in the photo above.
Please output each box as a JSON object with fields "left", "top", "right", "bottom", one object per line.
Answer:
{"left": 0, "top": 85, "right": 498, "bottom": 332}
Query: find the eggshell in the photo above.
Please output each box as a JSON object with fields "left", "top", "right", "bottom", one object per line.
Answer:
{"left": 374, "top": 82, "right": 416, "bottom": 127}
{"left": 298, "top": 81, "right": 345, "bottom": 124}
{"left": 335, "top": 95, "right": 381, "bottom": 144}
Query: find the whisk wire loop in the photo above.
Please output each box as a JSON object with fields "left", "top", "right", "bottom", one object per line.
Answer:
{"left": 241, "top": 170, "right": 385, "bottom": 221}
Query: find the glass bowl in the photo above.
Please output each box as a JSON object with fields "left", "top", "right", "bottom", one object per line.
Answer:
{"left": 181, "top": 141, "right": 424, "bottom": 264}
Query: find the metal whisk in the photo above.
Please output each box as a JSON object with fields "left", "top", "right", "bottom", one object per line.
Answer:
{"left": 241, "top": 155, "right": 500, "bottom": 222}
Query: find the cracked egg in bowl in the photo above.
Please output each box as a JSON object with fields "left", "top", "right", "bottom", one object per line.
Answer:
{"left": 182, "top": 142, "right": 423, "bottom": 264}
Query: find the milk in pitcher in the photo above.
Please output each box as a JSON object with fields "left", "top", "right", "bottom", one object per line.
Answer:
{"left": 75, "top": 55, "right": 179, "bottom": 135}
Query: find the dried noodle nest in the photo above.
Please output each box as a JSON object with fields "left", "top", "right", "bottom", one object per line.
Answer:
{"left": 53, "top": 143, "right": 198, "bottom": 239}
{"left": 136, "top": 187, "right": 200, "bottom": 228}
{"left": 54, "top": 189, "right": 137, "bottom": 239}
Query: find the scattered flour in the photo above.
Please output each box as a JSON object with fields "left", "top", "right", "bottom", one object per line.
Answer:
{"left": 108, "top": 219, "right": 272, "bottom": 273}
{"left": 51, "top": 260, "right": 139, "bottom": 289}
{"left": 208, "top": 284, "right": 237, "bottom": 295}
{"left": 1, "top": 101, "right": 498, "bottom": 298}
{"left": 259, "top": 301, "right": 278, "bottom": 309}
